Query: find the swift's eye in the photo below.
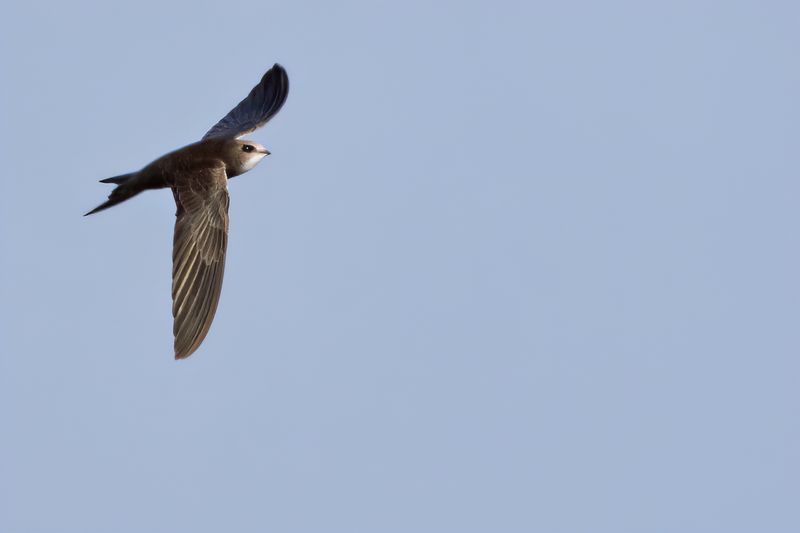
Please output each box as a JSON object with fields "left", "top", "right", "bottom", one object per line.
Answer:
{"left": 242, "top": 145, "right": 254, "bottom": 153}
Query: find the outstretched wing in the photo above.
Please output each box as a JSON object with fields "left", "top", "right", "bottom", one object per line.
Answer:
{"left": 171, "top": 164, "right": 230, "bottom": 359}
{"left": 202, "top": 63, "right": 289, "bottom": 140}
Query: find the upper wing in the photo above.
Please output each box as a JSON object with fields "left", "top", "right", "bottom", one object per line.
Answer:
{"left": 171, "top": 164, "right": 230, "bottom": 359}
{"left": 202, "top": 63, "right": 289, "bottom": 140}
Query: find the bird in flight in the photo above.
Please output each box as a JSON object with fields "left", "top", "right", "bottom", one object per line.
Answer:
{"left": 86, "top": 64, "right": 289, "bottom": 359}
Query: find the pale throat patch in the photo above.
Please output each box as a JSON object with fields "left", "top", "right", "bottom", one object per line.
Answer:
{"left": 241, "top": 153, "right": 266, "bottom": 173}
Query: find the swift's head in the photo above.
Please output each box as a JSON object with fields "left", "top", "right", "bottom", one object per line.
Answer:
{"left": 224, "top": 139, "right": 270, "bottom": 177}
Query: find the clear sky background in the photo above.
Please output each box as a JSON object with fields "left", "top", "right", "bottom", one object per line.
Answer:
{"left": 1, "top": 1, "right": 799, "bottom": 532}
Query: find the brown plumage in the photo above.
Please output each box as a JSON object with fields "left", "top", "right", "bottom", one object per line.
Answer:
{"left": 86, "top": 64, "right": 289, "bottom": 359}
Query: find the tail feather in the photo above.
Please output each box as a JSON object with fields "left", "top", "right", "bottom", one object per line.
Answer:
{"left": 85, "top": 173, "right": 140, "bottom": 216}
{"left": 84, "top": 195, "right": 129, "bottom": 216}
{"left": 99, "top": 174, "right": 132, "bottom": 185}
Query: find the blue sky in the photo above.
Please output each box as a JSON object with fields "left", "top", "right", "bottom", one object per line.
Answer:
{"left": 1, "top": 1, "right": 799, "bottom": 532}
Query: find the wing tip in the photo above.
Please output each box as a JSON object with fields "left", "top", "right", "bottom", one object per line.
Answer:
{"left": 174, "top": 336, "right": 203, "bottom": 360}
{"left": 201, "top": 62, "right": 289, "bottom": 140}
{"left": 174, "top": 350, "right": 193, "bottom": 360}
{"left": 174, "top": 335, "right": 208, "bottom": 360}
{"left": 265, "top": 63, "right": 288, "bottom": 87}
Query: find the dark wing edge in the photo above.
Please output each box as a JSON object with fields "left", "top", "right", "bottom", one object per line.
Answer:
{"left": 171, "top": 165, "right": 230, "bottom": 359}
{"left": 202, "top": 63, "right": 289, "bottom": 140}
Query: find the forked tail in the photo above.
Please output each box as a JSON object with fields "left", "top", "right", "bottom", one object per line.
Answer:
{"left": 84, "top": 173, "right": 139, "bottom": 216}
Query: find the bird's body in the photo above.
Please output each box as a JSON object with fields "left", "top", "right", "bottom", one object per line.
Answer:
{"left": 88, "top": 137, "right": 270, "bottom": 212}
{"left": 86, "top": 64, "right": 289, "bottom": 359}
